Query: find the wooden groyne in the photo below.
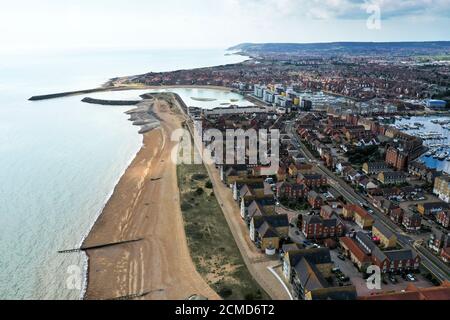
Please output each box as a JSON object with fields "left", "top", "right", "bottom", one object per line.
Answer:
{"left": 81, "top": 97, "right": 140, "bottom": 106}
{"left": 58, "top": 238, "right": 143, "bottom": 254}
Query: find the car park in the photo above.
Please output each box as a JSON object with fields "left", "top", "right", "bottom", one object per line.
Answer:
{"left": 388, "top": 274, "right": 398, "bottom": 284}
{"left": 332, "top": 267, "right": 341, "bottom": 273}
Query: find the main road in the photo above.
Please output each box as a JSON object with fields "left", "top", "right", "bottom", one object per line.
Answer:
{"left": 286, "top": 120, "right": 450, "bottom": 283}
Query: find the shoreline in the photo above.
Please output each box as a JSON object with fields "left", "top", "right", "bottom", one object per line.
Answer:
{"left": 78, "top": 136, "right": 144, "bottom": 300}
{"left": 82, "top": 96, "right": 219, "bottom": 300}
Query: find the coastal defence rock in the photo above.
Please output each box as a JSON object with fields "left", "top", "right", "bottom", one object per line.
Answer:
{"left": 81, "top": 97, "right": 140, "bottom": 106}
{"left": 80, "top": 94, "right": 161, "bottom": 134}
{"left": 126, "top": 100, "right": 161, "bottom": 134}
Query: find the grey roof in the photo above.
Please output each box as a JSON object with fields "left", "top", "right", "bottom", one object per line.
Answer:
{"left": 374, "top": 221, "right": 396, "bottom": 239}
{"left": 382, "top": 171, "right": 407, "bottom": 179}
{"left": 288, "top": 248, "right": 332, "bottom": 267}
{"left": 304, "top": 215, "right": 323, "bottom": 225}
{"left": 372, "top": 246, "right": 387, "bottom": 261}
{"left": 323, "top": 218, "right": 338, "bottom": 228}
{"left": 384, "top": 249, "right": 417, "bottom": 261}
{"left": 309, "top": 287, "right": 358, "bottom": 301}
{"left": 282, "top": 243, "right": 303, "bottom": 253}
{"left": 257, "top": 222, "right": 279, "bottom": 239}
{"left": 355, "top": 232, "right": 377, "bottom": 252}
{"left": 248, "top": 201, "right": 265, "bottom": 219}
{"left": 294, "top": 258, "right": 328, "bottom": 292}
{"left": 254, "top": 214, "right": 289, "bottom": 230}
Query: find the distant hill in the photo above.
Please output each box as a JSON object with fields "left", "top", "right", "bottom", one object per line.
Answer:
{"left": 228, "top": 42, "right": 450, "bottom": 56}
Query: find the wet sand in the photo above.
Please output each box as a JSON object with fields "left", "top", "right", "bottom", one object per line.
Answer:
{"left": 83, "top": 98, "right": 219, "bottom": 300}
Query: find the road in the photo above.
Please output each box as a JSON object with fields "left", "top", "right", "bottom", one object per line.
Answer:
{"left": 286, "top": 120, "right": 450, "bottom": 283}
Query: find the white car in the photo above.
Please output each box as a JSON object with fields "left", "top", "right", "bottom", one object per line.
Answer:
{"left": 406, "top": 274, "right": 416, "bottom": 282}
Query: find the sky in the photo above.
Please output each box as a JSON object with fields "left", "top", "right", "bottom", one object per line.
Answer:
{"left": 0, "top": 0, "right": 449, "bottom": 53}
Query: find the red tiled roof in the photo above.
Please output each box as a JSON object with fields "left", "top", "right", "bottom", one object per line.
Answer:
{"left": 339, "top": 237, "right": 371, "bottom": 263}
{"left": 360, "top": 282, "right": 450, "bottom": 300}
{"left": 345, "top": 204, "right": 373, "bottom": 220}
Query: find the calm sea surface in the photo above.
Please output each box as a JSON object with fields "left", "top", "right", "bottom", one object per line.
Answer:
{"left": 0, "top": 49, "right": 247, "bottom": 299}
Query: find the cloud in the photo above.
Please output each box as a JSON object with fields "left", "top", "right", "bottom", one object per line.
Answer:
{"left": 227, "top": 0, "right": 450, "bottom": 20}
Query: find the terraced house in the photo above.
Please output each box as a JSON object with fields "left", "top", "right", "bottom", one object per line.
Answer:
{"left": 283, "top": 248, "right": 357, "bottom": 300}
{"left": 372, "top": 222, "right": 398, "bottom": 249}
{"left": 250, "top": 214, "right": 289, "bottom": 253}
{"left": 363, "top": 161, "right": 389, "bottom": 175}
{"left": 343, "top": 204, "right": 375, "bottom": 229}
{"left": 301, "top": 215, "right": 345, "bottom": 240}
{"left": 434, "top": 175, "right": 450, "bottom": 203}
{"left": 377, "top": 171, "right": 407, "bottom": 185}
{"left": 371, "top": 247, "right": 421, "bottom": 274}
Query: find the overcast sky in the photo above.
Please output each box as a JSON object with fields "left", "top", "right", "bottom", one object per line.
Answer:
{"left": 1, "top": 0, "right": 449, "bottom": 53}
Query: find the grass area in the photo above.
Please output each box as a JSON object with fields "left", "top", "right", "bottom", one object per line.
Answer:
{"left": 177, "top": 162, "right": 270, "bottom": 300}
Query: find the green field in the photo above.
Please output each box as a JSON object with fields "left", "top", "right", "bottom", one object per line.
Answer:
{"left": 177, "top": 162, "right": 269, "bottom": 300}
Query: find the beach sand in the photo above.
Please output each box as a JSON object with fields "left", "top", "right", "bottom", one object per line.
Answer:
{"left": 83, "top": 98, "right": 219, "bottom": 300}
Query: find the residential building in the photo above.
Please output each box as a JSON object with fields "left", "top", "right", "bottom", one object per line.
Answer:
{"left": 417, "top": 202, "right": 449, "bottom": 216}
{"left": 372, "top": 222, "right": 397, "bottom": 249}
{"left": 402, "top": 211, "right": 422, "bottom": 232}
{"left": 385, "top": 147, "right": 408, "bottom": 171}
{"left": 371, "top": 247, "right": 421, "bottom": 274}
{"left": 437, "top": 210, "right": 450, "bottom": 229}
{"left": 250, "top": 215, "right": 289, "bottom": 252}
{"left": 301, "top": 215, "right": 345, "bottom": 240}
{"left": 377, "top": 171, "right": 407, "bottom": 185}
{"left": 441, "top": 247, "right": 450, "bottom": 263}
{"left": 220, "top": 164, "right": 249, "bottom": 185}
{"left": 276, "top": 182, "right": 309, "bottom": 200}
{"left": 429, "top": 231, "right": 450, "bottom": 253}
{"left": 297, "top": 173, "right": 328, "bottom": 188}
{"left": 343, "top": 204, "right": 374, "bottom": 229}
{"left": 362, "top": 161, "right": 389, "bottom": 175}
{"left": 339, "top": 237, "right": 372, "bottom": 271}
{"left": 283, "top": 248, "right": 357, "bottom": 300}
{"left": 360, "top": 282, "right": 450, "bottom": 300}
{"left": 434, "top": 175, "right": 450, "bottom": 203}
{"left": 307, "top": 191, "right": 324, "bottom": 209}
{"left": 320, "top": 205, "right": 336, "bottom": 220}
{"left": 241, "top": 197, "right": 276, "bottom": 221}
{"left": 355, "top": 231, "right": 377, "bottom": 254}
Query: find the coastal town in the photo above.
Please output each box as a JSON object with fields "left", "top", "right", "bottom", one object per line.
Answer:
{"left": 174, "top": 79, "right": 450, "bottom": 299}
{"left": 47, "top": 43, "right": 450, "bottom": 301}
{"left": 143, "top": 43, "right": 450, "bottom": 301}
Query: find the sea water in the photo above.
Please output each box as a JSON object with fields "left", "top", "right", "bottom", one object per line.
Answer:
{"left": 0, "top": 48, "right": 247, "bottom": 299}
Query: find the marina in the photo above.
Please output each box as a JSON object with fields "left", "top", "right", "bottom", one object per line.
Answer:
{"left": 393, "top": 116, "right": 450, "bottom": 174}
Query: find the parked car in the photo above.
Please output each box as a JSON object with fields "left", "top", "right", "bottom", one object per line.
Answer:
{"left": 338, "top": 254, "right": 346, "bottom": 261}
{"left": 388, "top": 274, "right": 398, "bottom": 284}
{"left": 332, "top": 267, "right": 341, "bottom": 273}
{"left": 406, "top": 274, "right": 416, "bottom": 282}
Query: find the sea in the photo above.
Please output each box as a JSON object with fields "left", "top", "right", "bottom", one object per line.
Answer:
{"left": 0, "top": 48, "right": 248, "bottom": 299}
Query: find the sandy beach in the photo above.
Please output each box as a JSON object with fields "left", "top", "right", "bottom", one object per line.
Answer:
{"left": 83, "top": 98, "right": 219, "bottom": 300}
